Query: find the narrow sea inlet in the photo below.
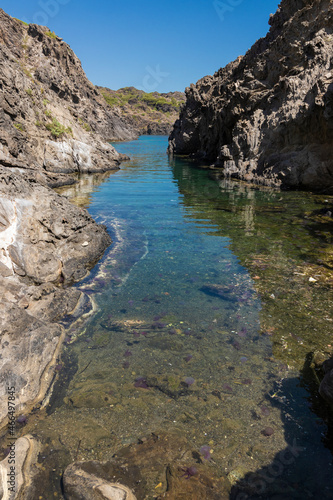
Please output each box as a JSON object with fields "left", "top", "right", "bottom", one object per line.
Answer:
{"left": 29, "top": 137, "right": 333, "bottom": 497}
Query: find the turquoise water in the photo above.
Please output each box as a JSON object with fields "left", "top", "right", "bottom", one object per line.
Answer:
{"left": 22, "top": 137, "right": 333, "bottom": 497}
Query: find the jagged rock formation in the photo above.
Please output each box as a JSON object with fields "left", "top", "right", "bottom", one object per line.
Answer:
{"left": 0, "top": 9, "right": 135, "bottom": 184}
{"left": 0, "top": 10, "right": 132, "bottom": 434}
{"left": 169, "top": 0, "right": 333, "bottom": 191}
{"left": 99, "top": 86, "right": 185, "bottom": 136}
{"left": 0, "top": 166, "right": 111, "bottom": 430}
{"left": 319, "top": 356, "right": 333, "bottom": 404}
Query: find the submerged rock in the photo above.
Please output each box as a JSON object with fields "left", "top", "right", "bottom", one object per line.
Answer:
{"left": 201, "top": 284, "right": 238, "bottom": 302}
{"left": 63, "top": 432, "right": 231, "bottom": 500}
{"left": 63, "top": 463, "right": 137, "bottom": 500}
{"left": 319, "top": 356, "right": 333, "bottom": 404}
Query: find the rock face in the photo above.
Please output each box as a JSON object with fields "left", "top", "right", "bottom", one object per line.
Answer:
{"left": 0, "top": 9, "right": 135, "bottom": 182}
{"left": 319, "top": 357, "right": 333, "bottom": 404}
{"left": 99, "top": 86, "right": 185, "bottom": 136}
{"left": 0, "top": 10, "right": 130, "bottom": 432}
{"left": 169, "top": 0, "right": 333, "bottom": 191}
{"left": 0, "top": 166, "right": 112, "bottom": 428}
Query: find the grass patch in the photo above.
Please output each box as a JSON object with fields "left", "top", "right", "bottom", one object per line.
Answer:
{"left": 78, "top": 117, "right": 91, "bottom": 132}
{"left": 14, "top": 123, "right": 24, "bottom": 132}
{"left": 35, "top": 120, "right": 42, "bottom": 128}
{"left": 25, "top": 88, "right": 33, "bottom": 96}
{"left": 101, "top": 88, "right": 182, "bottom": 112}
{"left": 14, "top": 18, "right": 29, "bottom": 26}
{"left": 23, "top": 68, "right": 33, "bottom": 79}
{"left": 101, "top": 92, "right": 120, "bottom": 107}
{"left": 46, "top": 118, "right": 72, "bottom": 138}
{"left": 45, "top": 30, "right": 57, "bottom": 39}
{"left": 43, "top": 98, "right": 50, "bottom": 106}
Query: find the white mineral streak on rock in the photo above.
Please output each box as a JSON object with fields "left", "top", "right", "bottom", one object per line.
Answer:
{"left": 0, "top": 199, "right": 17, "bottom": 272}
{"left": 73, "top": 140, "right": 93, "bottom": 171}
{"left": 0, "top": 198, "right": 33, "bottom": 274}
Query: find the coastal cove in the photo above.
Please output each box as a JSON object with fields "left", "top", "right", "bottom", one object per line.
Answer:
{"left": 5, "top": 135, "right": 332, "bottom": 498}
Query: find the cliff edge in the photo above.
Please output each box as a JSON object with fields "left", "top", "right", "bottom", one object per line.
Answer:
{"left": 0, "top": 10, "right": 133, "bottom": 436}
{"left": 169, "top": 0, "right": 333, "bottom": 191}
{"left": 0, "top": 9, "right": 136, "bottom": 186}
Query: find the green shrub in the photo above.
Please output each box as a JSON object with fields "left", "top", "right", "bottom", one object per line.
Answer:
{"left": 23, "top": 68, "right": 33, "bottom": 79}
{"left": 46, "top": 118, "right": 72, "bottom": 138}
{"left": 25, "top": 88, "right": 33, "bottom": 96}
{"left": 43, "top": 98, "right": 49, "bottom": 106}
{"left": 44, "top": 109, "right": 52, "bottom": 117}
{"left": 78, "top": 117, "right": 91, "bottom": 131}
{"left": 14, "top": 18, "right": 29, "bottom": 26}
{"left": 45, "top": 31, "right": 57, "bottom": 39}
{"left": 101, "top": 92, "right": 120, "bottom": 107}
{"left": 35, "top": 120, "right": 42, "bottom": 127}
{"left": 14, "top": 123, "right": 24, "bottom": 132}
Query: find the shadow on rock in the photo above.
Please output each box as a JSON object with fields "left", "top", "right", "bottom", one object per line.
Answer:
{"left": 230, "top": 353, "right": 333, "bottom": 500}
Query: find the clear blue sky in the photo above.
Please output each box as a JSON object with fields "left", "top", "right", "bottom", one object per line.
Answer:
{"left": 1, "top": 0, "right": 280, "bottom": 93}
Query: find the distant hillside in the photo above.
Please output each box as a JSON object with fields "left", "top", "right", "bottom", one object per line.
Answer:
{"left": 98, "top": 86, "right": 186, "bottom": 136}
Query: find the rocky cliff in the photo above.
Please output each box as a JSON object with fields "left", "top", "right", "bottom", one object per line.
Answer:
{"left": 169, "top": 0, "right": 333, "bottom": 191}
{"left": 99, "top": 86, "right": 185, "bottom": 136}
{"left": 0, "top": 9, "right": 134, "bottom": 435}
{"left": 0, "top": 9, "right": 136, "bottom": 185}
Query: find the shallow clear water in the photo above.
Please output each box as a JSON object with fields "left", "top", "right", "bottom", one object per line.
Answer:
{"left": 14, "top": 137, "right": 333, "bottom": 497}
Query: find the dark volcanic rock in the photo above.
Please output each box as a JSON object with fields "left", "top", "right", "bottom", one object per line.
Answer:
{"left": 319, "top": 356, "right": 333, "bottom": 404}
{"left": 168, "top": 0, "right": 333, "bottom": 191}
{"left": 0, "top": 167, "right": 111, "bottom": 285}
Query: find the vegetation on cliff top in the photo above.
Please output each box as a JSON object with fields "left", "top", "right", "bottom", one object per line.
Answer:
{"left": 100, "top": 87, "right": 183, "bottom": 111}
{"left": 99, "top": 86, "right": 185, "bottom": 135}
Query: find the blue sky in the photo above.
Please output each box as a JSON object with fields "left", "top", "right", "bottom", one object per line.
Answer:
{"left": 1, "top": 0, "right": 280, "bottom": 93}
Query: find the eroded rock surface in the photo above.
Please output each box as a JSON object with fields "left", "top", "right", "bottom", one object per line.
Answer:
{"left": 169, "top": 0, "right": 333, "bottom": 191}
{"left": 0, "top": 166, "right": 112, "bottom": 427}
{"left": 0, "top": 8, "right": 134, "bottom": 183}
{"left": 0, "top": 9, "right": 135, "bottom": 432}
{"left": 319, "top": 357, "right": 333, "bottom": 404}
